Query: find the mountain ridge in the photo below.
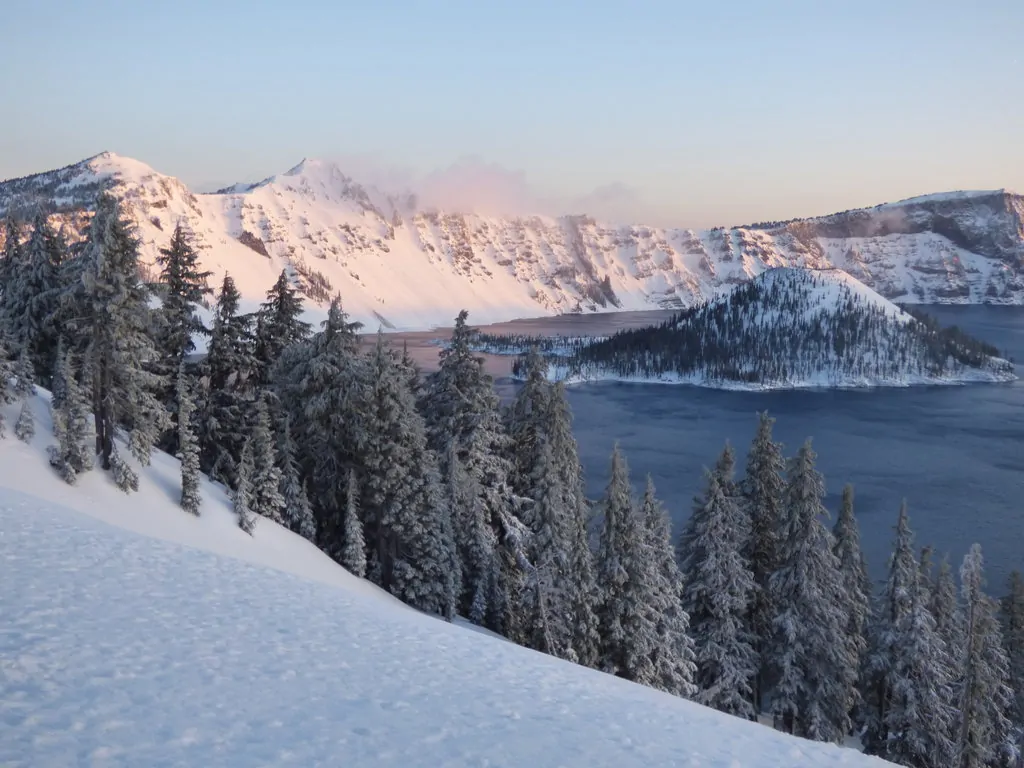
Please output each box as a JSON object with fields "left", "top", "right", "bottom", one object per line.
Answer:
{"left": 1, "top": 153, "right": 1022, "bottom": 331}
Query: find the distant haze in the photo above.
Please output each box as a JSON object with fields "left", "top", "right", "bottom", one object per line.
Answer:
{"left": 1, "top": 1, "right": 1021, "bottom": 228}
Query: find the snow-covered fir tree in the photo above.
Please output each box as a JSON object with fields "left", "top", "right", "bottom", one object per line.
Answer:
{"left": 741, "top": 411, "right": 787, "bottom": 710}
{"left": 958, "top": 544, "right": 1019, "bottom": 768}
{"left": 176, "top": 365, "right": 201, "bottom": 516}
{"left": 272, "top": 297, "right": 365, "bottom": 558}
{"left": 14, "top": 400, "right": 34, "bottom": 443}
{"left": 361, "top": 333, "right": 458, "bottom": 618}
{"left": 199, "top": 274, "right": 256, "bottom": 484}
{"left": 505, "top": 346, "right": 550, "bottom": 494}
{"left": 641, "top": 475, "right": 697, "bottom": 698}
{"left": 883, "top": 543, "right": 959, "bottom": 768}
{"left": 0, "top": 332, "right": 16, "bottom": 437}
{"left": 1001, "top": 571, "right": 1024, "bottom": 736}
{"left": 74, "top": 193, "right": 167, "bottom": 481}
{"left": 46, "top": 350, "right": 93, "bottom": 484}
{"left": 680, "top": 450, "right": 758, "bottom": 718}
{"left": 545, "top": 381, "right": 601, "bottom": 667}
{"left": 254, "top": 269, "right": 310, "bottom": 383}
{"left": 594, "top": 445, "right": 657, "bottom": 686}
{"left": 250, "top": 395, "right": 285, "bottom": 524}
{"left": 234, "top": 443, "right": 257, "bottom": 536}
{"left": 5, "top": 212, "right": 66, "bottom": 383}
{"left": 831, "top": 484, "right": 871, "bottom": 724}
{"left": 862, "top": 501, "right": 918, "bottom": 755}
{"left": 423, "top": 310, "right": 522, "bottom": 631}
{"left": 0, "top": 218, "right": 22, "bottom": 306}
{"left": 154, "top": 222, "right": 212, "bottom": 371}
{"left": 12, "top": 349, "right": 35, "bottom": 443}
{"left": 275, "top": 414, "right": 317, "bottom": 542}
{"left": 769, "top": 439, "right": 858, "bottom": 743}
{"left": 932, "top": 554, "right": 967, "bottom": 672}
{"left": 341, "top": 468, "right": 367, "bottom": 578}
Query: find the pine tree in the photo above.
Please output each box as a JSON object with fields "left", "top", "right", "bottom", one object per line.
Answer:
{"left": 15, "top": 400, "right": 34, "bottom": 443}
{"left": 254, "top": 269, "right": 310, "bottom": 382}
{"left": 361, "top": 333, "right": 458, "bottom": 618}
{"left": 546, "top": 381, "right": 601, "bottom": 667}
{"left": 933, "top": 554, "right": 967, "bottom": 670}
{"left": 423, "top": 310, "right": 522, "bottom": 631}
{"left": 642, "top": 475, "right": 698, "bottom": 698}
{"left": 0, "top": 218, "right": 22, "bottom": 308}
{"left": 275, "top": 414, "right": 317, "bottom": 541}
{"left": 1001, "top": 571, "right": 1024, "bottom": 736}
{"left": 6, "top": 212, "right": 66, "bottom": 382}
{"left": 769, "top": 439, "right": 858, "bottom": 743}
{"left": 234, "top": 444, "right": 257, "bottom": 535}
{"left": 176, "top": 365, "right": 201, "bottom": 516}
{"left": 47, "top": 351, "right": 93, "bottom": 484}
{"left": 680, "top": 453, "right": 758, "bottom": 718}
{"left": 340, "top": 469, "right": 367, "bottom": 578}
{"left": 831, "top": 484, "right": 871, "bottom": 725}
{"left": 0, "top": 333, "right": 15, "bottom": 437}
{"left": 594, "top": 445, "right": 657, "bottom": 686}
{"left": 199, "top": 274, "right": 256, "bottom": 483}
{"left": 742, "top": 411, "right": 787, "bottom": 710}
{"left": 862, "top": 500, "right": 918, "bottom": 755}
{"left": 75, "top": 193, "right": 168, "bottom": 480}
{"left": 959, "top": 544, "right": 1019, "bottom": 768}
{"left": 154, "top": 222, "right": 212, "bottom": 370}
{"left": 505, "top": 346, "right": 550, "bottom": 494}
{"left": 272, "top": 296, "right": 366, "bottom": 558}
{"left": 884, "top": 546, "right": 959, "bottom": 768}
{"left": 251, "top": 396, "right": 284, "bottom": 524}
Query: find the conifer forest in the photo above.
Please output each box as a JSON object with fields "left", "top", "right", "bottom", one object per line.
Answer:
{"left": 1, "top": 198, "right": 1022, "bottom": 768}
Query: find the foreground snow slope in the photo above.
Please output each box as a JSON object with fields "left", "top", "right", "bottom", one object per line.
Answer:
{"left": 0, "top": 397, "right": 891, "bottom": 767}
{"left": 0, "top": 153, "right": 1021, "bottom": 331}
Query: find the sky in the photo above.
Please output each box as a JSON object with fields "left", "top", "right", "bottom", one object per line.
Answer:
{"left": 1, "top": 0, "right": 1022, "bottom": 228}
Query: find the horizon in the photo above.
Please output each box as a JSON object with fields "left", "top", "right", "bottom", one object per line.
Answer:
{"left": 2, "top": 1, "right": 1022, "bottom": 228}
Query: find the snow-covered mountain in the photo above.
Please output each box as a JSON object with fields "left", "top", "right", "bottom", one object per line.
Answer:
{"left": 0, "top": 391, "right": 892, "bottom": 767}
{"left": 1, "top": 152, "right": 1022, "bottom": 330}
{"left": 537, "top": 268, "right": 1017, "bottom": 389}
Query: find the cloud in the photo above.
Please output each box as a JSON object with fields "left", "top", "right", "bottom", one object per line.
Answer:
{"left": 319, "top": 153, "right": 659, "bottom": 225}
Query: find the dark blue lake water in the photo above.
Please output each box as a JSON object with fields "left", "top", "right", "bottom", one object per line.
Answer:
{"left": 560, "top": 305, "right": 1024, "bottom": 588}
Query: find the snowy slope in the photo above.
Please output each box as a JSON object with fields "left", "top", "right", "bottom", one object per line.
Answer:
{"left": 1, "top": 153, "right": 1022, "bottom": 331}
{"left": 0, "top": 395, "right": 894, "bottom": 767}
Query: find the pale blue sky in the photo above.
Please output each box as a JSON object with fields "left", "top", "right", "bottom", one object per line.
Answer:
{"left": 2, "top": 0, "right": 1021, "bottom": 227}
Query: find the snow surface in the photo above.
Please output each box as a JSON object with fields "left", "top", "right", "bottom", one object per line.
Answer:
{"left": 2, "top": 154, "right": 1021, "bottom": 333}
{"left": 0, "top": 394, "right": 894, "bottom": 767}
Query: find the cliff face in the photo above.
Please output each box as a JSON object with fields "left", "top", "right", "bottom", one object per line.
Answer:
{"left": 1, "top": 153, "right": 1021, "bottom": 330}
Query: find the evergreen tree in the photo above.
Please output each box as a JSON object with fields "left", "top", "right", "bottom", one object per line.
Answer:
{"left": 47, "top": 351, "right": 93, "bottom": 484}
{"left": 154, "top": 222, "right": 212, "bottom": 371}
{"left": 884, "top": 547, "right": 959, "bottom": 768}
{"left": 0, "top": 218, "right": 22, "bottom": 307}
{"left": 642, "top": 475, "right": 698, "bottom": 698}
{"left": 959, "top": 544, "right": 1019, "bottom": 768}
{"left": 423, "top": 310, "right": 522, "bottom": 631}
{"left": 594, "top": 445, "right": 657, "bottom": 686}
{"left": 680, "top": 453, "right": 758, "bottom": 718}
{"left": 199, "top": 274, "right": 256, "bottom": 483}
{"left": 251, "top": 396, "right": 284, "bottom": 524}
{"left": 769, "top": 439, "right": 858, "bottom": 743}
{"left": 75, "top": 193, "right": 167, "bottom": 480}
{"left": 234, "top": 443, "right": 257, "bottom": 535}
{"left": 0, "top": 333, "right": 15, "bottom": 437}
{"left": 742, "top": 411, "right": 787, "bottom": 710}
{"left": 14, "top": 399, "right": 34, "bottom": 443}
{"left": 6, "top": 213, "right": 66, "bottom": 382}
{"left": 546, "top": 381, "right": 601, "bottom": 667}
{"left": 254, "top": 269, "right": 310, "bottom": 382}
{"left": 933, "top": 554, "right": 967, "bottom": 670}
{"left": 862, "top": 501, "right": 919, "bottom": 755}
{"left": 831, "top": 484, "right": 871, "bottom": 725}
{"left": 272, "top": 296, "right": 365, "bottom": 558}
{"left": 275, "top": 414, "right": 317, "bottom": 541}
{"left": 505, "top": 346, "right": 550, "bottom": 494}
{"left": 361, "top": 333, "right": 458, "bottom": 617}
{"left": 1001, "top": 571, "right": 1024, "bottom": 735}
{"left": 341, "top": 468, "right": 367, "bottom": 578}
{"left": 176, "top": 365, "right": 201, "bottom": 516}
